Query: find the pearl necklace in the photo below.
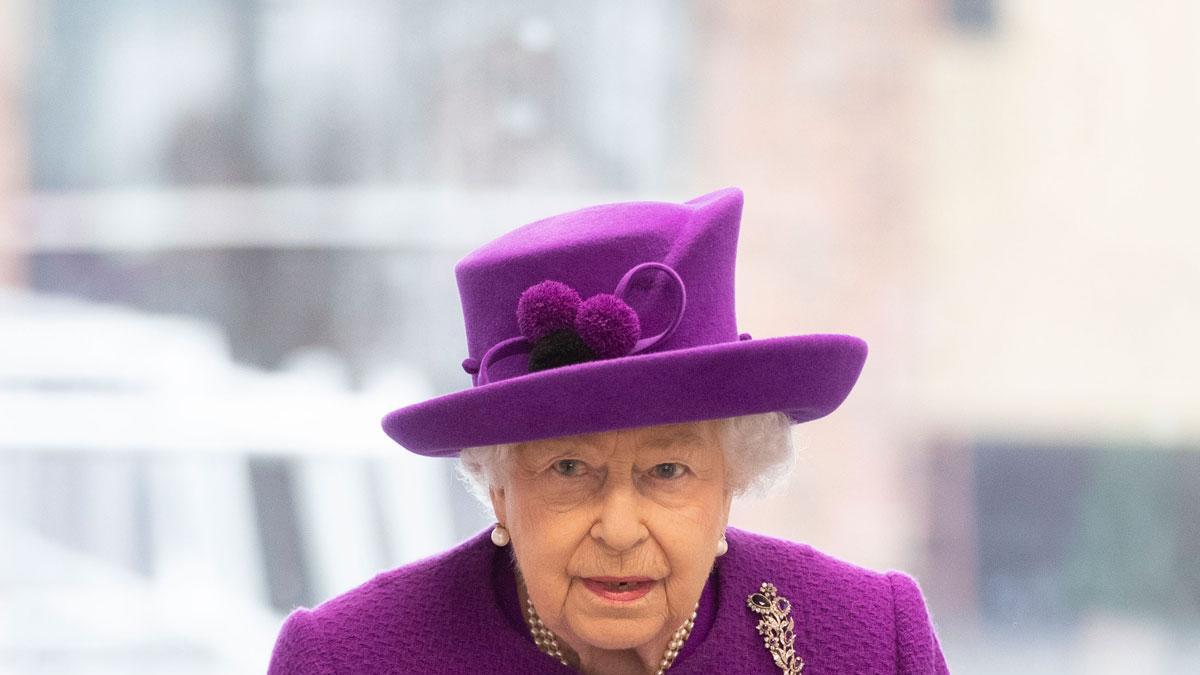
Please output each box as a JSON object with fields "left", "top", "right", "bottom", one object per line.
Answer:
{"left": 524, "top": 597, "right": 699, "bottom": 674}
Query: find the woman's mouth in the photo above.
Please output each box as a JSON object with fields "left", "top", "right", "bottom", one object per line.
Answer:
{"left": 581, "top": 576, "right": 656, "bottom": 602}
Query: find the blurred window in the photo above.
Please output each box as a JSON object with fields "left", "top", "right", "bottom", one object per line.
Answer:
{"left": 975, "top": 443, "right": 1200, "bottom": 627}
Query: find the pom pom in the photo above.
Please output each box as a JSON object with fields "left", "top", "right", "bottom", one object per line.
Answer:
{"left": 517, "top": 280, "right": 582, "bottom": 343}
{"left": 575, "top": 294, "right": 641, "bottom": 359}
{"left": 528, "top": 329, "right": 597, "bottom": 372}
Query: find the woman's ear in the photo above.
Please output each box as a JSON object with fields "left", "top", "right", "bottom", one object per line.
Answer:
{"left": 720, "top": 488, "right": 734, "bottom": 530}
{"left": 489, "top": 485, "right": 508, "bottom": 525}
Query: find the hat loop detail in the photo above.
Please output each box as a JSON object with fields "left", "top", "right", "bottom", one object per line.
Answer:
{"left": 613, "top": 262, "right": 688, "bottom": 354}
{"left": 468, "top": 261, "right": 687, "bottom": 386}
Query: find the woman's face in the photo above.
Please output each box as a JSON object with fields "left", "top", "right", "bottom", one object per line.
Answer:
{"left": 490, "top": 419, "right": 732, "bottom": 655}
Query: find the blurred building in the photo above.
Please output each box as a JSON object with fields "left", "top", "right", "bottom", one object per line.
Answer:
{"left": 1, "top": 1, "right": 1197, "bottom": 673}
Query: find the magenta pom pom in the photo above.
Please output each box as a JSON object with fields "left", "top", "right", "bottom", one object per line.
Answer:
{"left": 517, "top": 280, "right": 583, "bottom": 342}
{"left": 575, "top": 294, "right": 641, "bottom": 359}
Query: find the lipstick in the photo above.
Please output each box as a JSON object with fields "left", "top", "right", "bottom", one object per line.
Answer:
{"left": 581, "top": 576, "right": 655, "bottom": 602}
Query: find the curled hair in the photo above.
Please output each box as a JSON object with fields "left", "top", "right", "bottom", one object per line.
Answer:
{"left": 455, "top": 411, "right": 796, "bottom": 510}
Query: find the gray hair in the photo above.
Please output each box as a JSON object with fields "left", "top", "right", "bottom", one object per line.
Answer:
{"left": 455, "top": 411, "right": 796, "bottom": 510}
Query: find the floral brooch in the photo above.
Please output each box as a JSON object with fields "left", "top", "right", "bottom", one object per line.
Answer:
{"left": 747, "top": 582, "right": 804, "bottom": 674}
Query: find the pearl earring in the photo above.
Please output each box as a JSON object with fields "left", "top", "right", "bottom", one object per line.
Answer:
{"left": 491, "top": 523, "right": 511, "bottom": 547}
{"left": 716, "top": 534, "right": 728, "bottom": 557}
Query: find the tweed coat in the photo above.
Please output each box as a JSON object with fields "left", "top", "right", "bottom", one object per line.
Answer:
{"left": 268, "top": 526, "right": 951, "bottom": 674}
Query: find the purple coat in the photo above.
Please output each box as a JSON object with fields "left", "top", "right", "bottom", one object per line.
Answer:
{"left": 268, "top": 527, "right": 951, "bottom": 674}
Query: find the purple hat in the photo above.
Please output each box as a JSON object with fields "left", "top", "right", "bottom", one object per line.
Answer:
{"left": 382, "top": 187, "right": 867, "bottom": 457}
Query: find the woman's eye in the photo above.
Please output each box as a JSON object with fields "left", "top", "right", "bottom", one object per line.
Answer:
{"left": 651, "top": 463, "right": 686, "bottom": 480}
{"left": 553, "top": 459, "right": 584, "bottom": 477}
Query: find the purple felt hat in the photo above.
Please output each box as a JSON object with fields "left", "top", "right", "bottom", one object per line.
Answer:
{"left": 382, "top": 187, "right": 867, "bottom": 457}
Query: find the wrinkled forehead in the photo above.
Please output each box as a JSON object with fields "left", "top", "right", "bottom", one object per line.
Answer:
{"left": 516, "top": 419, "right": 721, "bottom": 454}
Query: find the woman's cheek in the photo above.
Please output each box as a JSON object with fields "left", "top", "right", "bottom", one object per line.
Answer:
{"left": 518, "top": 512, "right": 578, "bottom": 611}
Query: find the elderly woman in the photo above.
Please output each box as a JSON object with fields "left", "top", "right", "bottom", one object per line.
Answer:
{"left": 268, "top": 188, "right": 950, "bottom": 674}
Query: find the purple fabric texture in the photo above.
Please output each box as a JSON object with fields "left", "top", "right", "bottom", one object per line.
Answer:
{"left": 382, "top": 187, "right": 868, "bottom": 457}
{"left": 267, "top": 526, "right": 951, "bottom": 674}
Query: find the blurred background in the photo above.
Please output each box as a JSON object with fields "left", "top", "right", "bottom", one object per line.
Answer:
{"left": 1, "top": 0, "right": 1197, "bottom": 673}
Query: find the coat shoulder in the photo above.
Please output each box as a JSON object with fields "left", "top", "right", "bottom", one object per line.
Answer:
{"left": 725, "top": 526, "right": 894, "bottom": 598}
{"left": 267, "top": 530, "right": 505, "bottom": 675}
{"left": 723, "top": 527, "right": 950, "bottom": 674}
{"left": 308, "top": 529, "right": 490, "bottom": 632}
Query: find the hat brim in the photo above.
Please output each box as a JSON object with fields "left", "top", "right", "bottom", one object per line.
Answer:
{"left": 381, "top": 333, "right": 867, "bottom": 457}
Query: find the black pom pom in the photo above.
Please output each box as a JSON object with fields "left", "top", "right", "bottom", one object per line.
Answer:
{"left": 528, "top": 329, "right": 597, "bottom": 372}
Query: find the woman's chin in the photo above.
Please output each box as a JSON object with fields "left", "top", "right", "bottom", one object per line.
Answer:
{"left": 569, "top": 617, "right": 663, "bottom": 651}
{"left": 562, "top": 584, "right": 669, "bottom": 649}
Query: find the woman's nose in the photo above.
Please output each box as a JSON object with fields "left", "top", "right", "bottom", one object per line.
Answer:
{"left": 590, "top": 478, "right": 649, "bottom": 553}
